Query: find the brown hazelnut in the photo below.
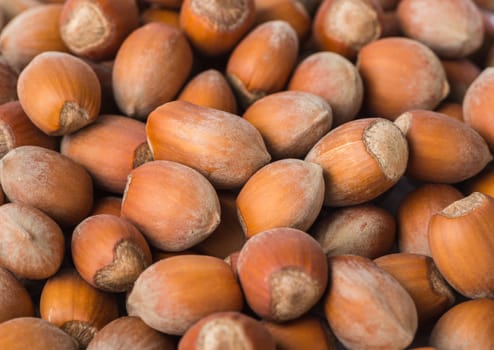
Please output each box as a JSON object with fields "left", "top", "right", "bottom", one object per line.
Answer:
{"left": 0, "top": 203, "right": 64, "bottom": 280}
{"left": 237, "top": 227, "right": 328, "bottom": 322}
{"left": 236, "top": 159, "right": 325, "bottom": 238}
{"left": 40, "top": 269, "right": 119, "bottom": 348}
{"left": 0, "top": 267, "right": 35, "bottom": 323}
{"left": 127, "top": 254, "right": 244, "bottom": 335}
{"left": 121, "top": 160, "right": 221, "bottom": 251}
{"left": 17, "top": 51, "right": 101, "bottom": 136}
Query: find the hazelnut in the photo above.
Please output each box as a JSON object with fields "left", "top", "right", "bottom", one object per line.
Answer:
{"left": 0, "top": 4, "right": 69, "bottom": 72}
{"left": 374, "top": 253, "right": 455, "bottom": 325}
{"left": 0, "top": 101, "right": 58, "bottom": 158}
{"left": 441, "top": 59, "right": 481, "bottom": 103}
{"left": 112, "top": 22, "right": 193, "bottom": 119}
{"left": 17, "top": 51, "right": 101, "bottom": 136}
{"left": 0, "top": 145, "right": 93, "bottom": 228}
{"left": 121, "top": 160, "right": 221, "bottom": 251}
{"left": 90, "top": 196, "right": 122, "bottom": 216}
{"left": 463, "top": 67, "right": 494, "bottom": 150}
{"left": 305, "top": 118, "right": 408, "bottom": 206}
{"left": 178, "top": 69, "right": 238, "bottom": 114}
{"left": 61, "top": 114, "right": 151, "bottom": 194}
{"left": 262, "top": 315, "right": 338, "bottom": 350}
{"left": 397, "top": 183, "right": 463, "bottom": 256}
{"left": 226, "top": 20, "right": 299, "bottom": 108}
{"left": 140, "top": 7, "right": 180, "bottom": 28}
{"left": 254, "top": 0, "right": 311, "bottom": 41}
{"left": 288, "top": 51, "right": 363, "bottom": 126}
{"left": 146, "top": 100, "right": 271, "bottom": 189}
{"left": 313, "top": 0, "right": 382, "bottom": 60}
{"left": 397, "top": 0, "right": 484, "bottom": 58}
{"left": 324, "top": 255, "right": 418, "bottom": 349}
{"left": 87, "top": 316, "right": 176, "bottom": 350}
{"left": 428, "top": 192, "right": 494, "bottom": 298}
{"left": 193, "top": 191, "right": 246, "bottom": 259}
{"left": 0, "top": 267, "right": 35, "bottom": 323}
{"left": 127, "top": 254, "right": 244, "bottom": 335}
{"left": 429, "top": 298, "right": 494, "bottom": 349}
{"left": 237, "top": 227, "right": 328, "bottom": 322}
{"left": 435, "top": 102, "right": 464, "bottom": 121}
{"left": 0, "top": 317, "right": 78, "bottom": 350}
{"left": 312, "top": 203, "right": 396, "bottom": 259}
{"left": 59, "top": 0, "right": 139, "bottom": 60}
{"left": 243, "top": 90, "right": 333, "bottom": 159}
{"left": 357, "top": 37, "right": 449, "bottom": 120}
{"left": 394, "top": 109, "right": 492, "bottom": 183}
{"left": 0, "top": 203, "right": 64, "bottom": 280}
{"left": 236, "top": 159, "right": 325, "bottom": 238}
{"left": 0, "top": 56, "right": 18, "bottom": 104}
{"left": 180, "top": 0, "right": 256, "bottom": 57}
{"left": 40, "top": 269, "right": 119, "bottom": 348}
{"left": 72, "top": 214, "right": 153, "bottom": 292}
{"left": 178, "top": 311, "right": 276, "bottom": 350}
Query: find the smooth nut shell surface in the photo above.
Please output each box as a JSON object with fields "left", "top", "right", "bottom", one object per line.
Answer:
{"left": 428, "top": 192, "right": 494, "bottom": 298}
{"left": 395, "top": 109, "right": 492, "bottom": 183}
{"left": 0, "top": 267, "right": 35, "bottom": 323}
{"left": 226, "top": 20, "right": 299, "bottom": 107}
{"left": 288, "top": 51, "right": 363, "bottom": 126}
{"left": 0, "top": 317, "right": 78, "bottom": 350}
{"left": 312, "top": 203, "right": 396, "bottom": 259}
{"left": 429, "top": 298, "right": 494, "bottom": 350}
{"left": 72, "top": 214, "right": 153, "bottom": 292}
{"left": 127, "top": 255, "right": 244, "bottom": 335}
{"left": 397, "top": 183, "right": 463, "bottom": 256}
{"left": 0, "top": 4, "right": 69, "bottom": 72}
{"left": 397, "top": 0, "right": 484, "bottom": 58}
{"left": 305, "top": 117, "right": 408, "bottom": 206}
{"left": 40, "top": 269, "right": 119, "bottom": 348}
{"left": 87, "top": 316, "right": 176, "bottom": 350}
{"left": 17, "top": 51, "right": 101, "bottom": 136}
{"left": 61, "top": 114, "right": 150, "bottom": 194}
{"left": 178, "top": 69, "right": 238, "bottom": 114}
{"left": 146, "top": 100, "right": 271, "bottom": 189}
{"left": 324, "top": 255, "right": 418, "bottom": 349}
{"left": 0, "top": 203, "right": 64, "bottom": 280}
{"left": 463, "top": 67, "right": 494, "bottom": 150}
{"left": 0, "top": 101, "right": 58, "bottom": 158}
{"left": 237, "top": 228, "right": 328, "bottom": 322}
{"left": 121, "top": 160, "right": 221, "bottom": 251}
{"left": 374, "top": 253, "right": 455, "bottom": 325}
{"left": 357, "top": 37, "right": 449, "bottom": 120}
{"left": 0, "top": 145, "right": 93, "bottom": 227}
{"left": 243, "top": 90, "right": 333, "bottom": 159}
{"left": 180, "top": 0, "right": 256, "bottom": 56}
{"left": 237, "top": 159, "right": 325, "bottom": 238}
{"left": 112, "top": 22, "right": 193, "bottom": 119}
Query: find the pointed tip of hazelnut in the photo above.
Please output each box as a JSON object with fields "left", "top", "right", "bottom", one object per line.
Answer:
{"left": 270, "top": 267, "right": 320, "bottom": 322}
{"left": 440, "top": 192, "right": 485, "bottom": 218}
{"left": 62, "top": 320, "right": 97, "bottom": 349}
{"left": 363, "top": 119, "right": 408, "bottom": 181}
{"left": 59, "top": 101, "right": 91, "bottom": 136}
{"left": 94, "top": 240, "right": 149, "bottom": 292}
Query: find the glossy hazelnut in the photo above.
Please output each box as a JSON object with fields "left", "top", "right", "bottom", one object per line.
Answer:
{"left": 236, "top": 159, "right": 324, "bottom": 238}
{"left": 17, "top": 51, "right": 101, "bottom": 135}
{"left": 237, "top": 227, "right": 328, "bottom": 322}
{"left": 121, "top": 160, "right": 221, "bottom": 251}
{"left": 127, "top": 254, "right": 244, "bottom": 335}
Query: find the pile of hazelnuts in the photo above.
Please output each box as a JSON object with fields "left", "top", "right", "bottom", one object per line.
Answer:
{"left": 0, "top": 0, "right": 493, "bottom": 349}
